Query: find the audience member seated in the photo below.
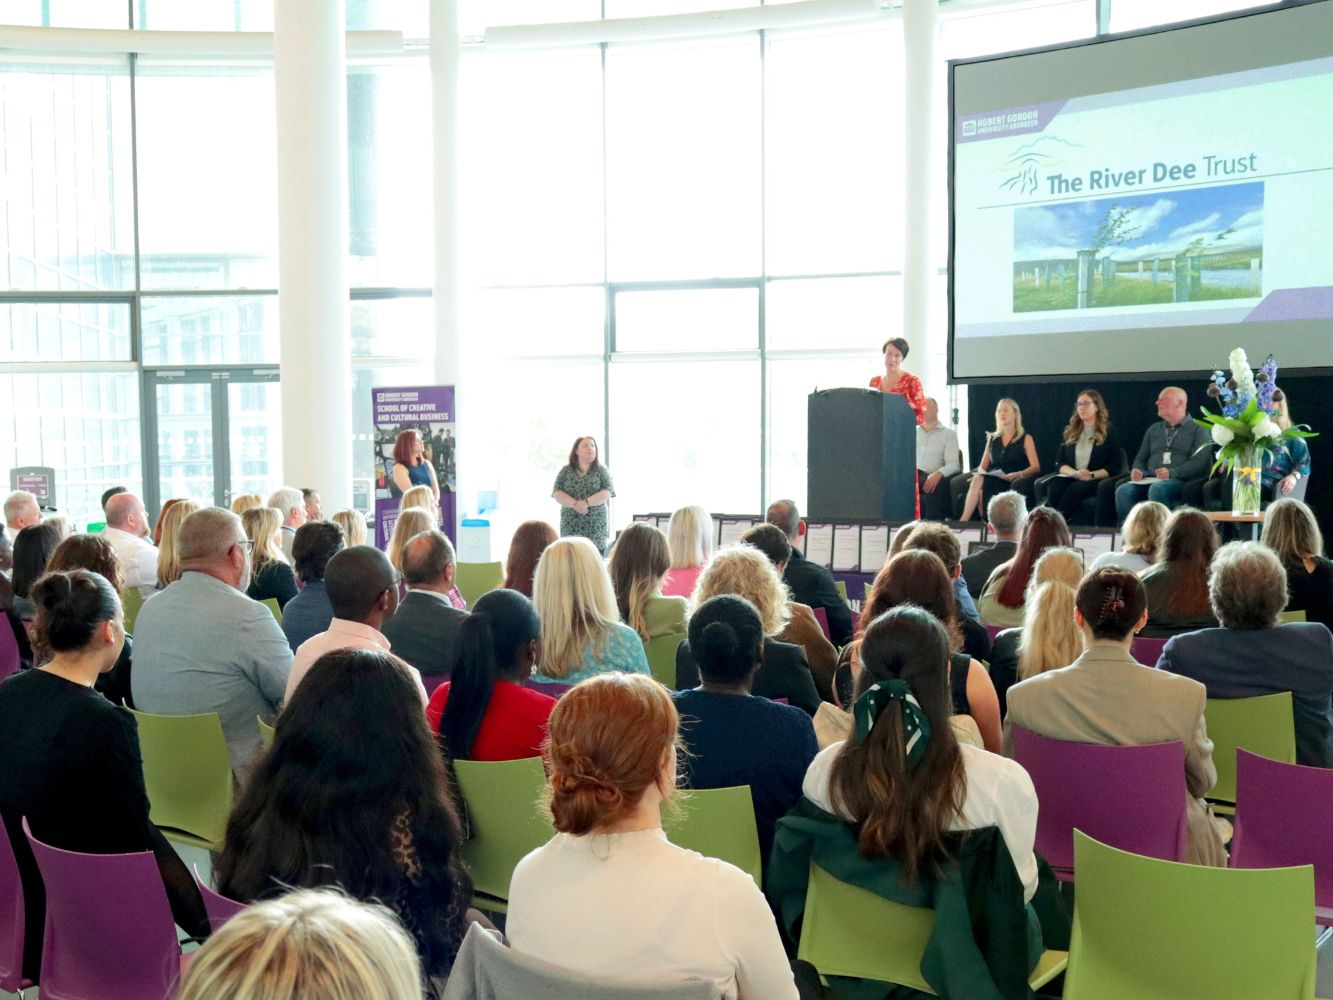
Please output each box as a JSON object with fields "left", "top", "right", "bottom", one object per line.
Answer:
{"left": 960, "top": 490, "right": 1026, "bottom": 599}
{"left": 848, "top": 551, "right": 1002, "bottom": 752}
{"left": 2, "top": 490, "right": 42, "bottom": 573}
{"left": 217, "top": 648, "right": 474, "bottom": 988}
{"left": 282, "top": 520, "right": 345, "bottom": 652}
{"left": 1005, "top": 568, "right": 1227, "bottom": 865}
{"left": 288, "top": 545, "right": 426, "bottom": 704}
{"left": 608, "top": 522, "right": 688, "bottom": 642}
{"left": 1090, "top": 499, "right": 1168, "bottom": 575}
{"left": 46, "top": 534, "right": 133, "bottom": 706}
{"left": 101, "top": 485, "right": 127, "bottom": 514}
{"left": 400, "top": 484, "right": 440, "bottom": 523}
{"left": 530, "top": 537, "right": 650, "bottom": 690}
{"left": 100, "top": 491, "right": 159, "bottom": 598}
{"left": 429, "top": 588, "right": 555, "bottom": 762}
{"left": 1262, "top": 498, "right": 1333, "bottom": 628}
{"left": 766, "top": 498, "right": 853, "bottom": 647}
{"left": 9, "top": 521, "right": 63, "bottom": 622}
{"left": 268, "top": 486, "right": 309, "bottom": 560}
{"left": 1040, "top": 389, "right": 1122, "bottom": 523}
{"left": 302, "top": 487, "right": 324, "bottom": 522}
{"left": 383, "top": 530, "right": 468, "bottom": 680}
{"left": 154, "top": 498, "right": 200, "bottom": 588}
{"left": 988, "top": 558, "right": 1081, "bottom": 717}
{"left": 1202, "top": 392, "right": 1311, "bottom": 513}
{"left": 1113, "top": 386, "right": 1212, "bottom": 524}
{"left": 740, "top": 524, "right": 839, "bottom": 702}
{"left": 331, "top": 508, "right": 368, "bottom": 547}
{"left": 133, "top": 507, "right": 292, "bottom": 778}
{"left": 917, "top": 396, "right": 962, "bottom": 521}
{"left": 977, "top": 506, "right": 1072, "bottom": 628}
{"left": 507, "top": 673, "right": 797, "bottom": 999}
{"left": 0, "top": 570, "right": 208, "bottom": 983}
{"left": 662, "top": 505, "right": 715, "bottom": 599}
{"left": 1158, "top": 542, "right": 1333, "bottom": 768}
{"left": 955, "top": 397, "right": 1041, "bottom": 522}
{"left": 0, "top": 573, "right": 32, "bottom": 671}
{"left": 900, "top": 521, "right": 986, "bottom": 641}
{"left": 387, "top": 508, "right": 436, "bottom": 579}
{"left": 675, "top": 546, "right": 822, "bottom": 715}
{"left": 229, "top": 493, "right": 263, "bottom": 517}
{"left": 179, "top": 888, "right": 423, "bottom": 1000}
{"left": 674, "top": 595, "right": 818, "bottom": 863}
{"left": 502, "top": 519, "right": 557, "bottom": 598}
{"left": 150, "top": 497, "right": 180, "bottom": 548}
{"left": 1141, "top": 507, "right": 1219, "bottom": 636}
{"left": 243, "top": 506, "right": 299, "bottom": 609}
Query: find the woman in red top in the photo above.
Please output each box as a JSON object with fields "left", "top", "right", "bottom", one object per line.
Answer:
{"left": 429, "top": 588, "right": 555, "bottom": 762}
{"left": 869, "top": 336, "right": 927, "bottom": 516}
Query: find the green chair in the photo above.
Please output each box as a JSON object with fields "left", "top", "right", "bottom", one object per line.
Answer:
{"left": 455, "top": 562, "right": 504, "bottom": 608}
{"left": 797, "top": 863, "right": 1068, "bottom": 994}
{"left": 1278, "top": 609, "right": 1307, "bottom": 624}
{"left": 261, "top": 597, "right": 282, "bottom": 624}
{"left": 864, "top": 582, "right": 874, "bottom": 602}
{"left": 127, "top": 709, "right": 234, "bottom": 851}
{"left": 119, "top": 588, "right": 144, "bottom": 636}
{"left": 1064, "top": 831, "right": 1315, "bottom": 999}
{"left": 257, "top": 715, "right": 275, "bottom": 749}
{"left": 1204, "top": 693, "right": 1296, "bottom": 813}
{"left": 452, "top": 756, "right": 552, "bottom": 911}
{"left": 661, "top": 786, "right": 762, "bottom": 887}
{"left": 86, "top": 521, "right": 106, "bottom": 534}
{"left": 645, "top": 632, "right": 686, "bottom": 688}
{"left": 834, "top": 579, "right": 849, "bottom": 605}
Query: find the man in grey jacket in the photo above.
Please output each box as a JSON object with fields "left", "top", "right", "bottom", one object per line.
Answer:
{"left": 381, "top": 529, "right": 468, "bottom": 682}
{"left": 1113, "top": 386, "right": 1212, "bottom": 524}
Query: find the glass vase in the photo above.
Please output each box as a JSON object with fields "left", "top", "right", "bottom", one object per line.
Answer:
{"left": 1230, "top": 443, "right": 1263, "bottom": 515}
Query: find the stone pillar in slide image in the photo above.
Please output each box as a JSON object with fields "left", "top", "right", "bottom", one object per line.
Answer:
{"left": 1076, "top": 250, "right": 1096, "bottom": 309}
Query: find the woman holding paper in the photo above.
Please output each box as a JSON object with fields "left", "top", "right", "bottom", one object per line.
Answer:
{"left": 956, "top": 399, "right": 1040, "bottom": 522}
{"left": 1042, "top": 389, "right": 1122, "bottom": 521}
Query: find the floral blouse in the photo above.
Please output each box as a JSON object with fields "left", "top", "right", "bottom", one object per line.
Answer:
{"left": 552, "top": 464, "right": 616, "bottom": 547}
{"left": 869, "top": 370, "right": 927, "bottom": 426}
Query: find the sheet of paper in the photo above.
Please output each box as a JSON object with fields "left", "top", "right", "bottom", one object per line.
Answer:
{"left": 832, "top": 524, "right": 862, "bottom": 572}
{"left": 952, "top": 525, "right": 983, "bottom": 551}
{"left": 719, "top": 518, "right": 751, "bottom": 549}
{"left": 859, "top": 524, "right": 889, "bottom": 574}
{"left": 805, "top": 522, "right": 834, "bottom": 568}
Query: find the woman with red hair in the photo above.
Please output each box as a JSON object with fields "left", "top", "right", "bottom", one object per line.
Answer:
{"left": 977, "top": 506, "right": 1073, "bottom": 628}
{"left": 390, "top": 429, "right": 439, "bottom": 502}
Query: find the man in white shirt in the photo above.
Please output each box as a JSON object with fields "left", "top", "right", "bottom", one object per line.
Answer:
{"left": 102, "top": 492, "right": 159, "bottom": 597}
{"left": 917, "top": 397, "right": 961, "bottom": 521}
{"left": 268, "top": 486, "right": 308, "bottom": 560}
{"left": 287, "top": 544, "right": 426, "bottom": 704}
{"left": 2, "top": 490, "right": 43, "bottom": 574}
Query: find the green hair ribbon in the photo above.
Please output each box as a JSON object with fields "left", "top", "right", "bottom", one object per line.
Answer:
{"left": 853, "top": 677, "right": 931, "bottom": 766}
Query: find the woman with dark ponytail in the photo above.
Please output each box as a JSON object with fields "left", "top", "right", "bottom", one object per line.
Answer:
{"left": 0, "top": 570, "right": 208, "bottom": 981}
{"left": 673, "top": 595, "right": 817, "bottom": 863}
{"left": 427, "top": 588, "right": 554, "bottom": 762}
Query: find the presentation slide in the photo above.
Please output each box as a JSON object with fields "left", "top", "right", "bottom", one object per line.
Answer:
{"left": 950, "top": 2, "right": 1333, "bottom": 381}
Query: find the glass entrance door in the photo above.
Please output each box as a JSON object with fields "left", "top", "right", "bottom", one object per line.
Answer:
{"left": 144, "top": 368, "right": 281, "bottom": 516}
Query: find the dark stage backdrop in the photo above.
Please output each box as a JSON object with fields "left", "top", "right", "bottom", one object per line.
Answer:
{"left": 965, "top": 374, "right": 1333, "bottom": 541}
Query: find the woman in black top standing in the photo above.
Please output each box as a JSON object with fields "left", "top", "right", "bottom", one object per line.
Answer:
{"left": 1043, "top": 389, "right": 1122, "bottom": 522}
{"left": 0, "top": 570, "right": 207, "bottom": 981}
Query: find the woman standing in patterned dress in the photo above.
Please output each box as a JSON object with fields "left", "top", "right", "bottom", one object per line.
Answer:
{"left": 870, "top": 337, "right": 927, "bottom": 517}
{"left": 552, "top": 436, "right": 616, "bottom": 556}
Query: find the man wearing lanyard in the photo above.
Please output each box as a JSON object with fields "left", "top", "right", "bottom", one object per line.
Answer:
{"left": 1113, "top": 386, "right": 1213, "bottom": 525}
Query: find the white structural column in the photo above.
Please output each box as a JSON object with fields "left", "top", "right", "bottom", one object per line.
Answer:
{"left": 274, "top": 0, "right": 353, "bottom": 509}
{"left": 902, "top": 0, "right": 939, "bottom": 397}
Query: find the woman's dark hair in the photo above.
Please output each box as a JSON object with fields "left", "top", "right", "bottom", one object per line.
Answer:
{"left": 503, "top": 520, "right": 558, "bottom": 597}
{"left": 11, "top": 522, "right": 64, "bottom": 599}
{"left": 439, "top": 589, "right": 541, "bottom": 762}
{"left": 1076, "top": 568, "right": 1147, "bottom": 641}
{"left": 1156, "top": 508, "right": 1219, "bottom": 616}
{"left": 47, "top": 534, "right": 123, "bottom": 592}
{"left": 861, "top": 550, "right": 962, "bottom": 652}
{"left": 292, "top": 521, "right": 345, "bottom": 584}
{"left": 215, "top": 648, "right": 472, "bottom": 977}
{"left": 995, "top": 507, "right": 1072, "bottom": 608}
{"left": 608, "top": 522, "right": 671, "bottom": 642}
{"left": 881, "top": 336, "right": 910, "bottom": 358}
{"left": 828, "top": 606, "right": 965, "bottom": 879}
{"left": 31, "top": 570, "right": 119, "bottom": 654}
{"left": 688, "top": 595, "right": 764, "bottom": 685}
{"left": 565, "top": 435, "right": 602, "bottom": 472}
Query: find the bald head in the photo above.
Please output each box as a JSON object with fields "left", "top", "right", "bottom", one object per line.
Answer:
{"left": 402, "top": 530, "right": 456, "bottom": 590}
{"left": 105, "top": 492, "right": 149, "bottom": 536}
{"left": 766, "top": 500, "right": 800, "bottom": 540}
{"left": 3, "top": 491, "right": 40, "bottom": 532}
{"left": 325, "top": 546, "right": 398, "bottom": 623}
{"left": 1157, "top": 386, "right": 1188, "bottom": 425}
{"left": 180, "top": 508, "right": 244, "bottom": 562}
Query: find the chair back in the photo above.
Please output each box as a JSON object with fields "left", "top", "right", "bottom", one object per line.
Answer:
{"left": 1129, "top": 635, "right": 1166, "bottom": 665}
{"left": 1009, "top": 726, "right": 1187, "bottom": 878}
{"left": 1277, "top": 609, "right": 1307, "bottom": 624}
{"left": 811, "top": 606, "right": 830, "bottom": 639}
{"left": 661, "top": 786, "right": 761, "bottom": 887}
{"left": 1064, "top": 831, "right": 1315, "bottom": 1000}
{"left": 1204, "top": 693, "right": 1296, "bottom": 808}
{"left": 261, "top": 597, "right": 282, "bottom": 623}
{"left": 421, "top": 673, "right": 449, "bottom": 696}
{"left": 23, "top": 818, "right": 181, "bottom": 1000}
{"left": 834, "top": 579, "right": 848, "bottom": 604}
{"left": 452, "top": 757, "right": 552, "bottom": 904}
{"left": 645, "top": 632, "right": 686, "bottom": 688}
{"left": 119, "top": 588, "right": 144, "bottom": 635}
{"left": 127, "top": 709, "right": 234, "bottom": 851}
{"left": 0, "top": 620, "right": 20, "bottom": 683}
{"left": 192, "top": 865, "right": 247, "bottom": 933}
{"left": 985, "top": 624, "right": 1002, "bottom": 644}
{"left": 257, "top": 715, "right": 275, "bottom": 749}
{"left": 454, "top": 562, "right": 504, "bottom": 608}
{"left": 0, "top": 821, "right": 31, "bottom": 992}
{"left": 1230, "top": 749, "right": 1333, "bottom": 924}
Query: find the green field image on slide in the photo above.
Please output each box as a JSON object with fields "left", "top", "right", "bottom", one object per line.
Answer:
{"left": 1013, "top": 258, "right": 1261, "bottom": 311}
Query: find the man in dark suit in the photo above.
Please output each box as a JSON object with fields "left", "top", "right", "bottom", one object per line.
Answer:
{"left": 381, "top": 529, "right": 468, "bottom": 681}
{"left": 960, "top": 490, "right": 1026, "bottom": 600}
{"left": 766, "top": 499, "right": 852, "bottom": 647}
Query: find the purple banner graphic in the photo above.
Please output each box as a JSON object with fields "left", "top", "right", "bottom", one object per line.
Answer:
{"left": 17, "top": 474, "right": 50, "bottom": 498}
{"left": 955, "top": 100, "right": 1067, "bottom": 144}
{"left": 371, "top": 385, "right": 456, "bottom": 549}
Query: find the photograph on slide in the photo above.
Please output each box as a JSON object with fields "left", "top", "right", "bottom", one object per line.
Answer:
{"left": 1011, "top": 181, "right": 1264, "bottom": 313}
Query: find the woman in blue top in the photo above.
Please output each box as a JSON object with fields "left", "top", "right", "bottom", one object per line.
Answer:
{"left": 1203, "top": 391, "right": 1311, "bottom": 511}
{"left": 390, "top": 429, "right": 440, "bottom": 502}
{"left": 530, "top": 537, "right": 650, "bottom": 690}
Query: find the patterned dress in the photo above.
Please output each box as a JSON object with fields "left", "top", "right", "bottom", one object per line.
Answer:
{"left": 552, "top": 464, "right": 616, "bottom": 549}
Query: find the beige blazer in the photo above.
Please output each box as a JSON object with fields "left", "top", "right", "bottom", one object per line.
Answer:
{"left": 1003, "top": 644, "right": 1226, "bottom": 867}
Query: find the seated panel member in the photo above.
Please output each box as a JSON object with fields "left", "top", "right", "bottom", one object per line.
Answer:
{"left": 917, "top": 397, "right": 962, "bottom": 522}
{"left": 954, "top": 398, "right": 1040, "bottom": 523}
{"left": 1113, "top": 386, "right": 1212, "bottom": 524}
{"left": 1041, "top": 389, "right": 1122, "bottom": 524}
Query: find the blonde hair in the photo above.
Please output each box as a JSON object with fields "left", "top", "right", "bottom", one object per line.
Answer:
{"left": 1262, "top": 498, "right": 1323, "bottom": 562}
{"left": 1030, "top": 547, "right": 1083, "bottom": 593}
{"left": 1016, "top": 581, "right": 1080, "bottom": 681}
{"left": 666, "top": 506, "right": 713, "bottom": 571}
{"left": 990, "top": 397, "right": 1026, "bottom": 440}
{"left": 177, "top": 889, "right": 421, "bottom": 1000}
{"left": 532, "top": 537, "right": 621, "bottom": 679}
{"left": 399, "top": 486, "right": 437, "bottom": 519}
{"left": 386, "top": 509, "right": 435, "bottom": 574}
{"left": 331, "top": 510, "right": 367, "bottom": 548}
{"left": 1122, "top": 500, "right": 1169, "bottom": 557}
{"left": 230, "top": 494, "right": 263, "bottom": 517}
{"left": 156, "top": 499, "right": 201, "bottom": 587}
{"left": 243, "top": 506, "right": 287, "bottom": 574}
{"left": 692, "top": 544, "right": 791, "bottom": 637}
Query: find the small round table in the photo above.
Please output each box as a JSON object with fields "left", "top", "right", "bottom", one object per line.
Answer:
{"left": 1203, "top": 511, "right": 1264, "bottom": 541}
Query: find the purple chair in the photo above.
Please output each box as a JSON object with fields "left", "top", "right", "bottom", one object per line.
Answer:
{"left": 193, "top": 865, "right": 247, "bottom": 933}
{"left": 1009, "top": 727, "right": 1188, "bottom": 881}
{"left": 811, "top": 606, "right": 830, "bottom": 640}
{"left": 23, "top": 818, "right": 182, "bottom": 1000}
{"left": 0, "top": 620, "right": 20, "bottom": 683}
{"left": 1130, "top": 635, "right": 1167, "bottom": 666}
{"left": 527, "top": 680, "right": 571, "bottom": 700}
{"left": 1230, "top": 749, "right": 1333, "bottom": 925}
{"left": 421, "top": 673, "right": 448, "bottom": 697}
{"left": 985, "top": 624, "right": 1003, "bottom": 644}
{"left": 0, "top": 821, "right": 33, "bottom": 995}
